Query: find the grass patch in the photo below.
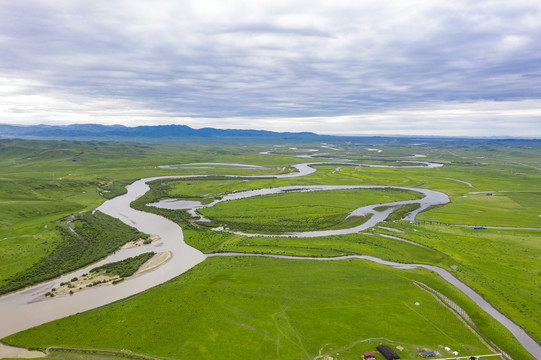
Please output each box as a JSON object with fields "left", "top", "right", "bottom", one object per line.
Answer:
{"left": 374, "top": 222, "right": 541, "bottom": 343}
{"left": 417, "top": 192, "right": 541, "bottom": 227}
{"left": 47, "top": 348, "right": 152, "bottom": 360}
{"left": 97, "top": 179, "right": 136, "bottom": 199}
{"left": 3, "top": 256, "right": 500, "bottom": 359}
{"left": 198, "top": 188, "right": 422, "bottom": 233}
{"left": 385, "top": 203, "right": 421, "bottom": 221}
{"left": 0, "top": 231, "right": 59, "bottom": 285}
{"left": 183, "top": 228, "right": 450, "bottom": 266}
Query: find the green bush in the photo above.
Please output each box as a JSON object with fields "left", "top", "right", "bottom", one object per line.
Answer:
{"left": 0, "top": 211, "right": 148, "bottom": 295}
{"left": 90, "top": 252, "right": 155, "bottom": 278}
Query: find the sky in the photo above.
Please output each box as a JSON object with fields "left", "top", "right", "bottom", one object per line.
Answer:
{"left": 0, "top": 0, "right": 540, "bottom": 137}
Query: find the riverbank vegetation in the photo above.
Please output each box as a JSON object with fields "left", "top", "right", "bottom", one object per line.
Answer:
{"left": 0, "top": 211, "right": 148, "bottom": 295}
{"left": 90, "top": 252, "right": 155, "bottom": 278}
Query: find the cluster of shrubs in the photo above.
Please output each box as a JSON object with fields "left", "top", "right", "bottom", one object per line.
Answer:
{"left": 86, "top": 279, "right": 106, "bottom": 287}
{"left": 90, "top": 252, "right": 155, "bottom": 278}
{"left": 0, "top": 211, "right": 149, "bottom": 295}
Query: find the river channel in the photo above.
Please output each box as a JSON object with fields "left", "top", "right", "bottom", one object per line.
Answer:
{"left": 149, "top": 185, "right": 449, "bottom": 237}
{"left": 0, "top": 162, "right": 539, "bottom": 359}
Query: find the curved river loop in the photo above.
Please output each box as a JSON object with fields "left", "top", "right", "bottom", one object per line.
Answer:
{"left": 0, "top": 160, "right": 539, "bottom": 360}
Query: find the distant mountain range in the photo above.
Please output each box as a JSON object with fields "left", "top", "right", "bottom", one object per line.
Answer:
{"left": 0, "top": 124, "right": 320, "bottom": 140}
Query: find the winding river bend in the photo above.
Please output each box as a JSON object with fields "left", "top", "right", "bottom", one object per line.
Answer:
{"left": 150, "top": 184, "right": 449, "bottom": 237}
{"left": 0, "top": 162, "right": 540, "bottom": 359}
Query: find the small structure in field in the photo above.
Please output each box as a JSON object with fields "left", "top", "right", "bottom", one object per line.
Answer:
{"left": 363, "top": 352, "right": 376, "bottom": 360}
{"left": 419, "top": 351, "right": 439, "bottom": 357}
{"left": 376, "top": 345, "right": 400, "bottom": 360}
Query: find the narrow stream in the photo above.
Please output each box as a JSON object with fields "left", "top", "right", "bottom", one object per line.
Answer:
{"left": 208, "top": 253, "right": 541, "bottom": 359}
{"left": 150, "top": 184, "right": 449, "bottom": 237}
{"left": 0, "top": 162, "right": 539, "bottom": 359}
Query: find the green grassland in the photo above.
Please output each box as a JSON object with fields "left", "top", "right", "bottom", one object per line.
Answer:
{"left": 0, "top": 139, "right": 301, "bottom": 290}
{"left": 373, "top": 222, "right": 541, "bottom": 343}
{"left": 1, "top": 138, "right": 540, "bottom": 360}
{"left": 0, "top": 211, "right": 148, "bottom": 295}
{"left": 198, "top": 188, "right": 422, "bottom": 233}
{"left": 182, "top": 228, "right": 450, "bottom": 265}
{"left": 3, "top": 256, "right": 503, "bottom": 359}
{"left": 121, "top": 140, "right": 540, "bottom": 358}
{"left": 416, "top": 191, "right": 541, "bottom": 227}
{"left": 0, "top": 231, "right": 60, "bottom": 284}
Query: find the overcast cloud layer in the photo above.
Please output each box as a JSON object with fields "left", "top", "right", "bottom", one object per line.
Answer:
{"left": 0, "top": 0, "right": 540, "bottom": 136}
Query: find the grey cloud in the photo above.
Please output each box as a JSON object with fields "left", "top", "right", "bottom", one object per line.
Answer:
{"left": 0, "top": 0, "right": 539, "bottom": 135}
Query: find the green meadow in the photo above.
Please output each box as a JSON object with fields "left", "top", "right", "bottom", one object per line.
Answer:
{"left": 0, "top": 139, "right": 299, "bottom": 289}
{"left": 0, "top": 211, "right": 148, "bottom": 295}
{"left": 373, "top": 222, "right": 541, "bottom": 343}
{"left": 0, "top": 138, "right": 540, "bottom": 360}
{"left": 3, "top": 257, "right": 497, "bottom": 360}
{"left": 416, "top": 191, "right": 541, "bottom": 227}
{"left": 198, "top": 188, "right": 422, "bottom": 233}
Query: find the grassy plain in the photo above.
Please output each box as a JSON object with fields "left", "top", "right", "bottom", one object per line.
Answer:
{"left": 125, "top": 139, "right": 540, "bottom": 358}
{"left": 0, "top": 139, "right": 299, "bottom": 290}
{"left": 3, "top": 256, "right": 497, "bottom": 360}
{"left": 0, "top": 231, "right": 60, "bottom": 284}
{"left": 416, "top": 191, "right": 541, "bottom": 227}
{"left": 0, "top": 211, "right": 148, "bottom": 294}
{"left": 373, "top": 222, "right": 541, "bottom": 343}
{"left": 1, "top": 138, "right": 540, "bottom": 360}
{"left": 198, "top": 188, "right": 422, "bottom": 233}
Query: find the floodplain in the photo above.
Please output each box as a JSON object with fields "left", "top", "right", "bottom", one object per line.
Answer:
{"left": 0, "top": 138, "right": 540, "bottom": 360}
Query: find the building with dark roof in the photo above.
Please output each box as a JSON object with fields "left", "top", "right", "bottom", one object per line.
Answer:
{"left": 376, "top": 345, "right": 400, "bottom": 360}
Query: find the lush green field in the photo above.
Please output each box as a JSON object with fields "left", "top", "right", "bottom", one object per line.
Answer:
{"left": 1, "top": 138, "right": 540, "bottom": 360}
{"left": 0, "top": 231, "right": 60, "bottom": 284}
{"left": 0, "top": 139, "right": 300, "bottom": 290}
{"left": 373, "top": 222, "right": 541, "bottom": 342}
{"left": 0, "top": 211, "right": 148, "bottom": 295}
{"left": 182, "top": 228, "right": 450, "bottom": 265}
{"left": 198, "top": 188, "right": 422, "bottom": 233}
{"left": 416, "top": 191, "right": 541, "bottom": 227}
{"left": 3, "top": 256, "right": 499, "bottom": 360}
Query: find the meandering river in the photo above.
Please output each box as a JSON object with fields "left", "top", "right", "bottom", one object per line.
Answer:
{"left": 0, "top": 162, "right": 539, "bottom": 359}
{"left": 150, "top": 184, "right": 449, "bottom": 237}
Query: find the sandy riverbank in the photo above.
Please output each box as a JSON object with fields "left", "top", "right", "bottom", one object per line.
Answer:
{"left": 136, "top": 251, "right": 172, "bottom": 274}
{"left": 35, "top": 250, "right": 172, "bottom": 301}
{"left": 0, "top": 342, "right": 45, "bottom": 358}
{"left": 121, "top": 235, "right": 161, "bottom": 249}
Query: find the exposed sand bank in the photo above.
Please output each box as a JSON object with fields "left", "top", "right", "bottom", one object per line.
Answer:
{"left": 0, "top": 342, "right": 45, "bottom": 358}
{"left": 37, "top": 250, "right": 171, "bottom": 300}
{"left": 136, "top": 251, "right": 172, "bottom": 275}
{"left": 121, "top": 235, "right": 160, "bottom": 249}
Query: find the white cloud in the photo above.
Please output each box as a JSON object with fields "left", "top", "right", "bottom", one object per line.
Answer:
{"left": 0, "top": 0, "right": 540, "bottom": 136}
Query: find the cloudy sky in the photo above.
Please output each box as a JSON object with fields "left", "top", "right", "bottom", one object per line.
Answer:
{"left": 0, "top": 0, "right": 540, "bottom": 136}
